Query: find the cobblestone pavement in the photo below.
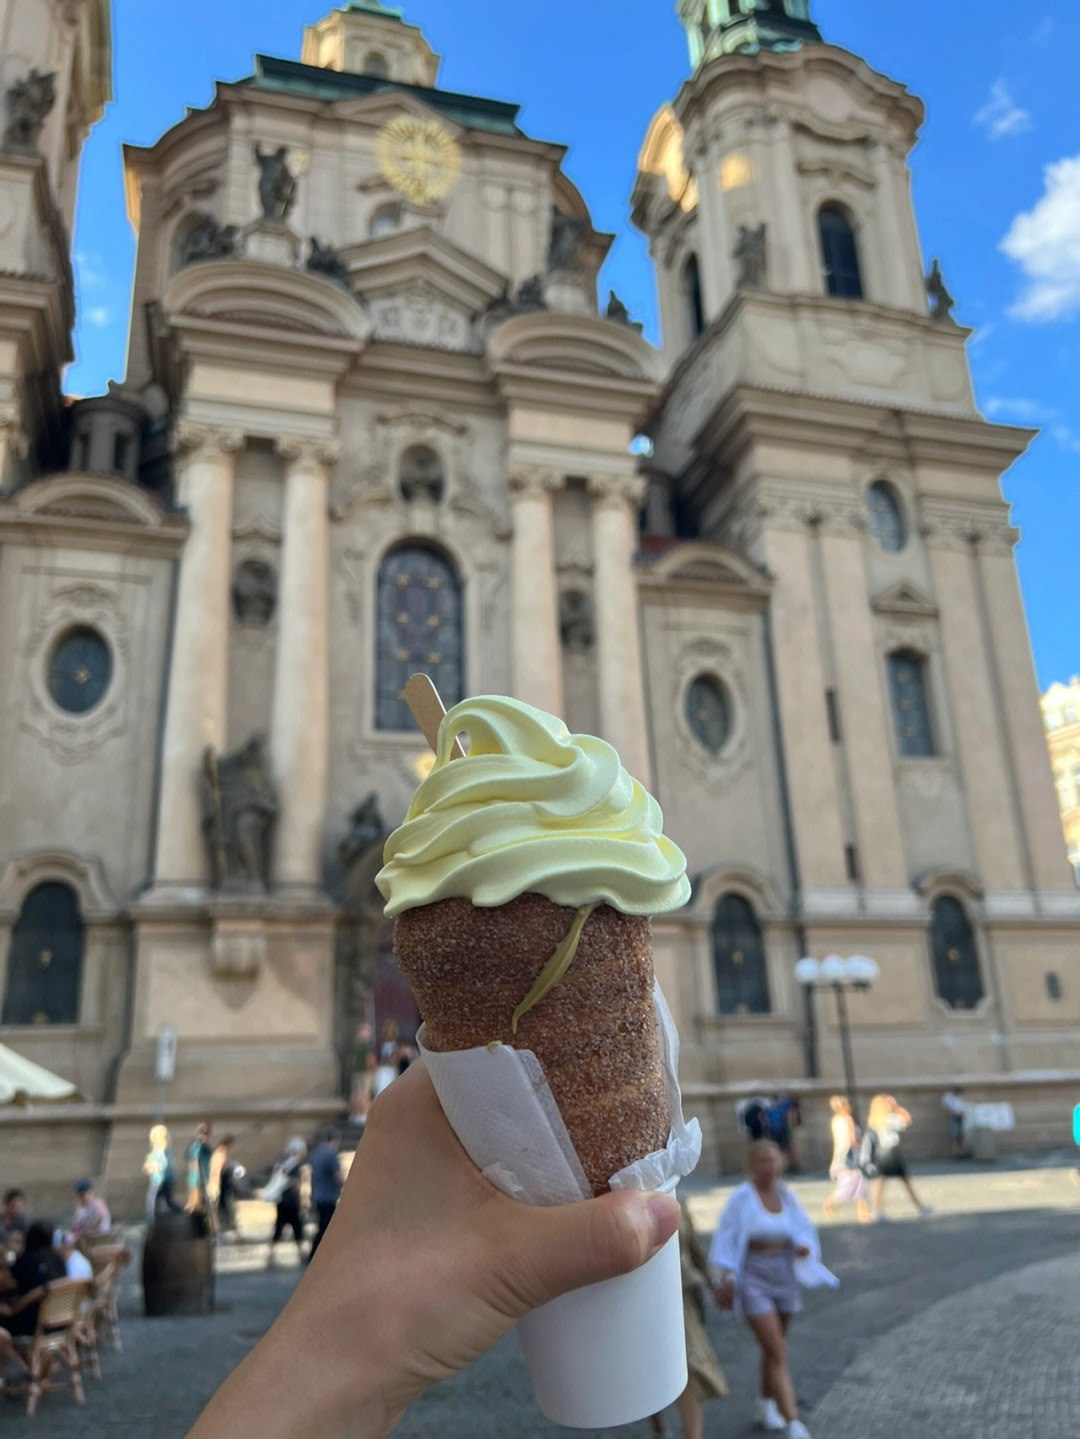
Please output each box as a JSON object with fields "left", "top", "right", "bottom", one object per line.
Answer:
{"left": 3, "top": 1161, "right": 1078, "bottom": 1438}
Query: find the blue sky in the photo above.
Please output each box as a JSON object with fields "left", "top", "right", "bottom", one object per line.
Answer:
{"left": 69, "top": 1, "right": 1079, "bottom": 689}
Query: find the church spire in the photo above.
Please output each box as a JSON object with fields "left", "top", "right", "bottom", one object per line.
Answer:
{"left": 677, "top": 0, "right": 822, "bottom": 69}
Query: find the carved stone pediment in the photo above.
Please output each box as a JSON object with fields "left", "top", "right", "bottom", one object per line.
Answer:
{"left": 639, "top": 541, "right": 772, "bottom": 605}
{"left": 367, "top": 277, "right": 478, "bottom": 353}
{"left": 871, "top": 581, "right": 939, "bottom": 619}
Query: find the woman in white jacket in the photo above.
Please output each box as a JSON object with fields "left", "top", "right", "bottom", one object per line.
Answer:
{"left": 708, "top": 1141, "right": 837, "bottom": 1438}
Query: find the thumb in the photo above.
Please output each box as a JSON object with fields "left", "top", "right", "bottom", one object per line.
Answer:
{"left": 508, "top": 1189, "right": 680, "bottom": 1309}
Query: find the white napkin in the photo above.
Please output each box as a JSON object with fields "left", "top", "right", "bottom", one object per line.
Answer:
{"left": 417, "top": 981, "right": 701, "bottom": 1203}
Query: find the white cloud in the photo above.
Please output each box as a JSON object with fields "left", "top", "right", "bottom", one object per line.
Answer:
{"left": 1051, "top": 425, "right": 1080, "bottom": 454}
{"left": 1001, "top": 156, "right": 1080, "bottom": 321}
{"left": 983, "top": 396, "right": 1047, "bottom": 420}
{"left": 85, "top": 305, "right": 115, "bottom": 328}
{"left": 974, "top": 80, "right": 1031, "bottom": 139}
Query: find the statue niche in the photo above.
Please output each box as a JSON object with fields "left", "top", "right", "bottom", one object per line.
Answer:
{"left": 253, "top": 144, "right": 297, "bottom": 222}
{"left": 199, "top": 735, "right": 279, "bottom": 892}
{"left": 398, "top": 444, "right": 445, "bottom": 504}
{"left": 733, "top": 222, "right": 767, "bottom": 289}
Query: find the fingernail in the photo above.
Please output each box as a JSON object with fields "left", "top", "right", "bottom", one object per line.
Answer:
{"left": 643, "top": 1192, "right": 680, "bottom": 1253}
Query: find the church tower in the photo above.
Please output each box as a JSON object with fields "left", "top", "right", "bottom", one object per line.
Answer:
{"left": 632, "top": 2, "right": 1080, "bottom": 1095}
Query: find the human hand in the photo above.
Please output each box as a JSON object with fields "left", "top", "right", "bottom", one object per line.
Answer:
{"left": 793, "top": 1245, "right": 811, "bottom": 1258}
{"left": 713, "top": 1274, "right": 736, "bottom": 1311}
{"left": 186, "top": 1062, "right": 680, "bottom": 1439}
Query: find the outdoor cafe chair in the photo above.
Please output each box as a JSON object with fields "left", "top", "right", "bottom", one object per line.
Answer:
{"left": 81, "top": 1244, "right": 131, "bottom": 1374}
{"left": 11, "top": 1277, "right": 91, "bottom": 1416}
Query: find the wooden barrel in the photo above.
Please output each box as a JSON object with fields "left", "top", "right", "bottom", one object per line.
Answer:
{"left": 141, "top": 1210, "right": 213, "bottom": 1316}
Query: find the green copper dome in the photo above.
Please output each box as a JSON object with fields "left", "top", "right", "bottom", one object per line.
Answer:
{"left": 344, "top": 0, "right": 404, "bottom": 19}
{"left": 678, "top": 0, "right": 822, "bottom": 68}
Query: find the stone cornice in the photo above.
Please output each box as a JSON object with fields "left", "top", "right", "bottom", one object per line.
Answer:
{"left": 919, "top": 497, "right": 1020, "bottom": 555}
{"left": 0, "top": 472, "right": 188, "bottom": 556}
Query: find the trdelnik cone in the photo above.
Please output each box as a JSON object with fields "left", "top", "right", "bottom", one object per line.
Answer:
{"left": 375, "top": 677, "right": 701, "bottom": 1426}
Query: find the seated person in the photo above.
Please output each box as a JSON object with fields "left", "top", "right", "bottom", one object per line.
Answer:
{"left": 71, "top": 1180, "right": 111, "bottom": 1241}
{"left": 0, "top": 1188, "right": 28, "bottom": 1256}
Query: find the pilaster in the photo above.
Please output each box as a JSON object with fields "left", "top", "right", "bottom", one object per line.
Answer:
{"left": 150, "top": 424, "right": 243, "bottom": 895}
{"left": 508, "top": 465, "right": 564, "bottom": 716}
{"left": 269, "top": 435, "right": 339, "bottom": 897}
{"left": 588, "top": 472, "right": 653, "bottom": 788}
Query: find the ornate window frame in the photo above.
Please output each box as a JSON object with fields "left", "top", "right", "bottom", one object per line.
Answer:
{"left": 21, "top": 581, "right": 130, "bottom": 763}
{"left": 864, "top": 476, "right": 907, "bottom": 553}
{"left": 0, "top": 851, "right": 118, "bottom": 1035}
{"left": 672, "top": 638, "right": 751, "bottom": 785}
{"left": 914, "top": 873, "right": 991, "bottom": 1019}
{"left": 373, "top": 538, "right": 464, "bottom": 734}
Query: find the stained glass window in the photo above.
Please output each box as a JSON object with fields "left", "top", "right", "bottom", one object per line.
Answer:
{"left": 866, "top": 480, "right": 906, "bottom": 552}
{"left": 685, "top": 673, "right": 732, "bottom": 755}
{"left": 2, "top": 882, "right": 84, "bottom": 1027}
{"left": 929, "top": 895, "right": 984, "bottom": 1010}
{"left": 887, "top": 650, "right": 934, "bottom": 757}
{"left": 713, "top": 893, "right": 771, "bottom": 1015}
{"left": 47, "top": 627, "right": 112, "bottom": 714}
{"left": 376, "top": 545, "right": 462, "bottom": 730}
{"left": 819, "top": 205, "right": 863, "bottom": 298}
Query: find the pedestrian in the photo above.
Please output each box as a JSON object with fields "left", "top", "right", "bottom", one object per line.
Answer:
{"left": 186, "top": 1121, "right": 215, "bottom": 1218}
{"left": 822, "top": 1096, "right": 871, "bottom": 1223}
{"left": 71, "top": 1179, "right": 111, "bottom": 1240}
{"left": 374, "top": 1021, "right": 400, "bottom": 1096}
{"left": 865, "top": 1094, "right": 932, "bottom": 1218}
{"left": 708, "top": 1139, "right": 837, "bottom": 1438}
{"left": 265, "top": 1138, "right": 306, "bottom": 1267}
{"left": 143, "top": 1124, "right": 179, "bottom": 1214}
{"left": 0, "top": 1188, "right": 28, "bottom": 1255}
{"left": 767, "top": 1093, "right": 803, "bottom": 1173}
{"left": 650, "top": 1200, "right": 727, "bottom": 1438}
{"left": 185, "top": 1062, "right": 681, "bottom": 1439}
{"left": 941, "top": 1087, "right": 970, "bottom": 1159}
{"left": 210, "top": 1134, "right": 242, "bottom": 1239}
{"left": 306, "top": 1129, "right": 343, "bottom": 1262}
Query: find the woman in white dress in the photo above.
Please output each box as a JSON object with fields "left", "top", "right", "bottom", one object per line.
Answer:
{"left": 708, "top": 1141, "right": 837, "bottom": 1438}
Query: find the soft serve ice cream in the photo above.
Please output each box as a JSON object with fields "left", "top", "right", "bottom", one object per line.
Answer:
{"left": 380, "top": 693, "right": 690, "bottom": 1194}
{"left": 375, "top": 694, "right": 690, "bottom": 915}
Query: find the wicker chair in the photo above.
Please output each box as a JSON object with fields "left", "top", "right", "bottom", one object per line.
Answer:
{"left": 11, "top": 1278, "right": 91, "bottom": 1416}
{"left": 80, "top": 1245, "right": 131, "bottom": 1377}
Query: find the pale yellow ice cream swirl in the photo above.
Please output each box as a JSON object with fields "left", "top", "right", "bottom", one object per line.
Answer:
{"left": 376, "top": 695, "right": 690, "bottom": 917}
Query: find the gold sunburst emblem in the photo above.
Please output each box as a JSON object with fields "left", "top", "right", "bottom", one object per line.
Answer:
{"left": 376, "top": 115, "right": 462, "bottom": 205}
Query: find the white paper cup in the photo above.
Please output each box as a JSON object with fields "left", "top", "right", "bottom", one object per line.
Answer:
{"left": 516, "top": 1175, "right": 687, "bottom": 1429}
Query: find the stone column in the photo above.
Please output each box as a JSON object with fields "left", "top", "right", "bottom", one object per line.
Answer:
{"left": 509, "top": 466, "right": 563, "bottom": 715}
{"left": 589, "top": 474, "right": 653, "bottom": 788}
{"left": 269, "top": 437, "right": 338, "bottom": 897}
{"left": 152, "top": 425, "right": 242, "bottom": 892}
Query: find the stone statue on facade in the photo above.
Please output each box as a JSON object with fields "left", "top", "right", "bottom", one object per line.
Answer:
{"left": 2, "top": 69, "right": 56, "bottom": 151}
{"left": 334, "top": 792, "right": 389, "bottom": 1092}
{"left": 547, "top": 211, "right": 587, "bottom": 272}
{"left": 307, "top": 236, "right": 352, "bottom": 289}
{"left": 253, "top": 144, "right": 297, "bottom": 222}
{"left": 199, "top": 735, "right": 279, "bottom": 891}
{"left": 231, "top": 558, "right": 278, "bottom": 627}
{"left": 734, "top": 222, "right": 767, "bottom": 288}
{"left": 179, "top": 213, "right": 238, "bottom": 267}
{"left": 605, "top": 290, "right": 644, "bottom": 332}
{"left": 559, "top": 589, "right": 596, "bottom": 652}
{"left": 925, "top": 258, "right": 956, "bottom": 323}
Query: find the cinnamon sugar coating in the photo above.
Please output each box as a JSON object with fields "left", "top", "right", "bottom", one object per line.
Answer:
{"left": 393, "top": 892, "right": 670, "bottom": 1194}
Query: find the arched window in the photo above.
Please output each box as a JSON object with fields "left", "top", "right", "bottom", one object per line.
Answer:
{"left": 2, "top": 882, "right": 84, "bottom": 1026}
{"left": 376, "top": 545, "right": 463, "bottom": 731}
{"left": 364, "top": 51, "right": 390, "bottom": 78}
{"left": 370, "top": 203, "right": 403, "bottom": 239}
{"left": 865, "top": 479, "right": 906, "bottom": 553}
{"left": 887, "top": 649, "right": 934, "bottom": 757}
{"left": 713, "top": 893, "right": 770, "bottom": 1015}
{"left": 682, "top": 253, "right": 705, "bottom": 338}
{"left": 929, "top": 895, "right": 984, "bottom": 1010}
{"left": 818, "top": 204, "right": 862, "bottom": 298}
{"left": 685, "top": 673, "right": 732, "bottom": 755}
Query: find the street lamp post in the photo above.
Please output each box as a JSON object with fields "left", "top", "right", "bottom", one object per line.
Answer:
{"left": 794, "top": 954, "right": 878, "bottom": 1125}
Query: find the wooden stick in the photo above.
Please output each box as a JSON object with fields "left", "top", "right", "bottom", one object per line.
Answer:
{"left": 400, "top": 673, "right": 466, "bottom": 759}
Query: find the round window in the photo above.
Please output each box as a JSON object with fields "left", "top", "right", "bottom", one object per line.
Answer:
{"left": 866, "top": 479, "right": 906, "bottom": 553}
{"left": 685, "top": 673, "right": 732, "bottom": 755}
{"left": 48, "top": 626, "right": 112, "bottom": 714}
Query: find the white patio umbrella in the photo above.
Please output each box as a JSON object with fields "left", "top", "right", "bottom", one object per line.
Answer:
{"left": 0, "top": 1043, "right": 78, "bottom": 1103}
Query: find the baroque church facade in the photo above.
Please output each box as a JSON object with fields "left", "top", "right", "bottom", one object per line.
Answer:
{"left": 1, "top": 0, "right": 1077, "bottom": 1200}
